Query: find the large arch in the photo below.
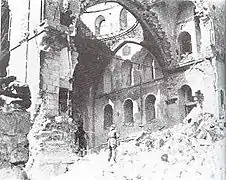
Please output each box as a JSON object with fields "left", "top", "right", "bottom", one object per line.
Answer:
{"left": 113, "top": 40, "right": 142, "bottom": 55}
{"left": 113, "top": 40, "right": 164, "bottom": 77}
{"left": 80, "top": 0, "right": 173, "bottom": 68}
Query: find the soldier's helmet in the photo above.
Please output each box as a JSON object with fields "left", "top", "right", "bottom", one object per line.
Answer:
{"left": 110, "top": 124, "right": 116, "bottom": 130}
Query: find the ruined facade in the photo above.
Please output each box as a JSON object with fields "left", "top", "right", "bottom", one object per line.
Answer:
{"left": 74, "top": 0, "right": 226, "bottom": 146}
{"left": 0, "top": 0, "right": 225, "bottom": 178}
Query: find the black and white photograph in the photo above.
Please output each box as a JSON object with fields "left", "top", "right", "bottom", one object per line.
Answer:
{"left": 0, "top": 0, "right": 225, "bottom": 179}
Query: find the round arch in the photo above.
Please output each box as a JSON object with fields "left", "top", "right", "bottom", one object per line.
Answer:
{"left": 179, "top": 84, "right": 193, "bottom": 102}
{"left": 81, "top": 0, "right": 173, "bottom": 68}
{"left": 113, "top": 40, "right": 142, "bottom": 55}
{"left": 113, "top": 40, "right": 163, "bottom": 77}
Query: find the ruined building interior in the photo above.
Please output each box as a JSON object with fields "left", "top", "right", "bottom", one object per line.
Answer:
{"left": 0, "top": 0, "right": 225, "bottom": 179}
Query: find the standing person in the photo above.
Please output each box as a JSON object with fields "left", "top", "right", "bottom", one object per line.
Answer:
{"left": 107, "top": 124, "right": 119, "bottom": 162}
{"left": 74, "top": 126, "right": 88, "bottom": 157}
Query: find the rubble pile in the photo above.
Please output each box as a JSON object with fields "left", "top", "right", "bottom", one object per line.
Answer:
{"left": 50, "top": 107, "right": 225, "bottom": 180}
{"left": 26, "top": 112, "right": 78, "bottom": 180}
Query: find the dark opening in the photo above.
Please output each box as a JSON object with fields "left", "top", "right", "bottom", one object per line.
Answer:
{"left": 59, "top": 87, "right": 68, "bottom": 113}
{"left": 179, "top": 85, "right": 195, "bottom": 117}
{"left": 60, "top": 3, "right": 75, "bottom": 27}
{"left": 104, "top": 104, "right": 113, "bottom": 129}
{"left": 220, "top": 90, "right": 224, "bottom": 106}
{"left": 145, "top": 94, "right": 156, "bottom": 122}
{"left": 124, "top": 99, "right": 134, "bottom": 126}
{"left": 178, "top": 31, "right": 192, "bottom": 56}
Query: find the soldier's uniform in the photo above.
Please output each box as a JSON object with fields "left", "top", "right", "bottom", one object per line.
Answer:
{"left": 107, "top": 124, "right": 119, "bottom": 162}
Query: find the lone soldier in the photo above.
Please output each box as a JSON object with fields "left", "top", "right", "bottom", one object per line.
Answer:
{"left": 74, "top": 126, "right": 88, "bottom": 157}
{"left": 107, "top": 124, "right": 119, "bottom": 162}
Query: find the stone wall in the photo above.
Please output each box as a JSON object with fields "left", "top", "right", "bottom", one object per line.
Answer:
{"left": 90, "top": 57, "right": 219, "bottom": 147}
{"left": 26, "top": 109, "right": 77, "bottom": 180}
{"left": 89, "top": 48, "right": 166, "bottom": 146}
{"left": 24, "top": 0, "right": 81, "bottom": 178}
{"left": 2, "top": 0, "right": 82, "bottom": 179}
{"left": 0, "top": 108, "right": 30, "bottom": 179}
{"left": 210, "top": 0, "right": 225, "bottom": 118}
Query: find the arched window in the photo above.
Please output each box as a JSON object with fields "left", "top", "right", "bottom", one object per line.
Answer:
{"left": 178, "top": 31, "right": 192, "bottom": 56}
{"left": 104, "top": 104, "right": 113, "bottom": 130}
{"left": 220, "top": 90, "right": 224, "bottom": 106}
{"left": 179, "top": 85, "right": 195, "bottom": 118}
{"left": 95, "top": 15, "right": 106, "bottom": 35}
{"left": 145, "top": 95, "right": 156, "bottom": 122}
{"left": 119, "top": 8, "right": 128, "bottom": 30}
{"left": 181, "top": 85, "right": 193, "bottom": 102}
{"left": 124, "top": 99, "right": 134, "bottom": 126}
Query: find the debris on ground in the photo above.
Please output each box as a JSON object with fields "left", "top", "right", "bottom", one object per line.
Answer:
{"left": 48, "top": 108, "right": 226, "bottom": 180}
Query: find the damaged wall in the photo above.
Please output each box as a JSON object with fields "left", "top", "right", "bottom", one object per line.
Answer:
{"left": 89, "top": 48, "right": 167, "bottom": 146}
{"left": 4, "top": 0, "right": 82, "bottom": 179}
{"left": 76, "top": 0, "right": 225, "bottom": 148}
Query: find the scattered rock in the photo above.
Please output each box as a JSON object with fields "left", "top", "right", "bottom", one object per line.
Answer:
{"left": 161, "top": 154, "right": 168, "bottom": 162}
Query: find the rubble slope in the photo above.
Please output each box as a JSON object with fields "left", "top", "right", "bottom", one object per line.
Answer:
{"left": 51, "top": 107, "right": 226, "bottom": 180}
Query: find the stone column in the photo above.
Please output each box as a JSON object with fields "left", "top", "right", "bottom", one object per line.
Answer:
{"left": 26, "top": 0, "right": 81, "bottom": 178}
